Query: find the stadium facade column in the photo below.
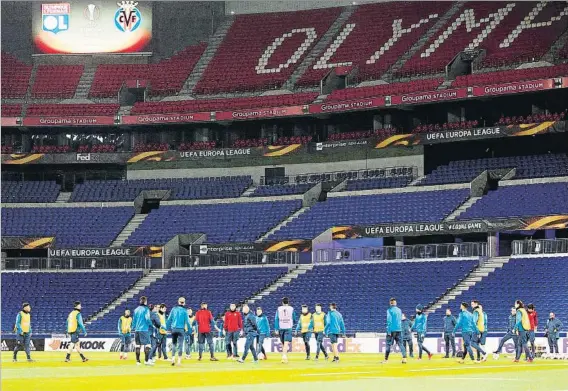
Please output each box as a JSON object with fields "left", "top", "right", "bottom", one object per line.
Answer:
{"left": 395, "top": 237, "right": 404, "bottom": 259}
{"left": 487, "top": 232, "right": 498, "bottom": 258}
{"left": 447, "top": 107, "right": 464, "bottom": 124}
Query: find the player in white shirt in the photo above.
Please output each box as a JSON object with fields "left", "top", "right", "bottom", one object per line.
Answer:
{"left": 274, "top": 297, "right": 296, "bottom": 363}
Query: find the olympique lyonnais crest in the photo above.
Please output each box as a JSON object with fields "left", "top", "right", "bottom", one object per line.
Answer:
{"left": 42, "top": 3, "right": 70, "bottom": 34}
{"left": 114, "top": 1, "right": 142, "bottom": 33}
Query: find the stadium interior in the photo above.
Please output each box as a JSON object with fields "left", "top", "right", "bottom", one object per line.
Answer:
{"left": 1, "top": 1, "right": 568, "bottom": 390}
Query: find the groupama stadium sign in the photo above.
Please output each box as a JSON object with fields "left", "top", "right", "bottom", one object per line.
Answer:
{"left": 1, "top": 77, "right": 565, "bottom": 128}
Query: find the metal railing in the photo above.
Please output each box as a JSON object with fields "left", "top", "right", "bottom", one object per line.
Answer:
{"left": 1, "top": 257, "right": 151, "bottom": 271}
{"left": 315, "top": 242, "right": 487, "bottom": 263}
{"left": 173, "top": 251, "right": 299, "bottom": 268}
{"left": 512, "top": 238, "right": 568, "bottom": 255}
{"left": 259, "top": 166, "right": 417, "bottom": 186}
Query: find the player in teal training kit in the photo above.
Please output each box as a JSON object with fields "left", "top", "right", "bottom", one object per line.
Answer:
{"left": 324, "top": 303, "right": 345, "bottom": 362}
{"left": 132, "top": 296, "right": 153, "bottom": 366}
{"left": 256, "top": 307, "right": 270, "bottom": 360}
{"left": 237, "top": 304, "right": 259, "bottom": 364}
{"left": 184, "top": 308, "right": 196, "bottom": 359}
{"left": 383, "top": 298, "right": 407, "bottom": 364}
{"left": 167, "top": 297, "right": 191, "bottom": 366}
{"left": 412, "top": 305, "right": 432, "bottom": 360}
{"left": 401, "top": 313, "right": 413, "bottom": 358}
{"left": 453, "top": 302, "right": 486, "bottom": 363}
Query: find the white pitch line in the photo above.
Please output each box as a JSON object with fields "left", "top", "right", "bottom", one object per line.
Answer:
{"left": 410, "top": 363, "right": 568, "bottom": 372}
{"left": 300, "top": 371, "right": 377, "bottom": 377}
{"left": 433, "top": 377, "right": 525, "bottom": 381}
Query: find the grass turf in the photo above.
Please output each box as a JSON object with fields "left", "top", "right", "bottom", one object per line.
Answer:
{"left": 2, "top": 352, "right": 568, "bottom": 391}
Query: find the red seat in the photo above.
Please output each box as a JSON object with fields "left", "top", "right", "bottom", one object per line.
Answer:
{"left": 1, "top": 52, "right": 32, "bottom": 98}
{"left": 194, "top": 8, "right": 341, "bottom": 94}
{"left": 89, "top": 43, "right": 206, "bottom": 98}
{"left": 399, "top": 2, "right": 568, "bottom": 77}
{"left": 26, "top": 104, "right": 120, "bottom": 116}
{"left": 130, "top": 92, "right": 318, "bottom": 114}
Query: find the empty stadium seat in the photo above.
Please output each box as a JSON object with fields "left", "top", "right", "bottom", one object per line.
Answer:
{"left": 179, "top": 141, "right": 217, "bottom": 151}
{"left": 31, "top": 145, "right": 71, "bottom": 154}
{"left": 1, "top": 52, "right": 31, "bottom": 98}
{"left": 194, "top": 8, "right": 341, "bottom": 94}
{"left": 413, "top": 120, "right": 479, "bottom": 134}
{"left": 269, "top": 189, "right": 470, "bottom": 240}
{"left": 345, "top": 176, "right": 413, "bottom": 191}
{"left": 326, "top": 78, "right": 444, "bottom": 102}
{"left": 497, "top": 111, "right": 565, "bottom": 125}
{"left": 297, "top": 2, "right": 451, "bottom": 86}
{"left": 1, "top": 104, "right": 22, "bottom": 117}
{"left": 125, "top": 200, "right": 302, "bottom": 245}
{"left": 1, "top": 207, "right": 134, "bottom": 247}
{"left": 251, "top": 183, "right": 314, "bottom": 197}
{"left": 1, "top": 271, "right": 143, "bottom": 333}
{"left": 31, "top": 65, "right": 83, "bottom": 99}
{"left": 130, "top": 92, "right": 318, "bottom": 114}
{"left": 26, "top": 104, "right": 120, "bottom": 116}
{"left": 459, "top": 182, "right": 568, "bottom": 219}
{"left": 443, "top": 256, "right": 568, "bottom": 330}
{"left": 329, "top": 128, "right": 397, "bottom": 142}
{"left": 453, "top": 64, "right": 568, "bottom": 87}
{"left": 255, "top": 260, "right": 479, "bottom": 332}
{"left": 1, "top": 181, "right": 60, "bottom": 203}
{"left": 89, "top": 267, "right": 288, "bottom": 331}
{"left": 399, "top": 2, "right": 568, "bottom": 77}
{"left": 89, "top": 43, "right": 206, "bottom": 98}
{"left": 70, "top": 177, "right": 253, "bottom": 202}
{"left": 419, "top": 154, "right": 568, "bottom": 186}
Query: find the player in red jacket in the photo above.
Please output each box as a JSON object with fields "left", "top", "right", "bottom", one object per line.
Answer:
{"left": 224, "top": 303, "right": 243, "bottom": 359}
{"left": 527, "top": 304, "right": 538, "bottom": 356}
{"left": 195, "top": 302, "right": 219, "bottom": 361}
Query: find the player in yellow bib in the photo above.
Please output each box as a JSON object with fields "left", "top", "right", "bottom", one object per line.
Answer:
{"left": 117, "top": 309, "right": 133, "bottom": 360}
{"left": 513, "top": 300, "right": 534, "bottom": 362}
{"left": 155, "top": 304, "right": 169, "bottom": 360}
{"left": 296, "top": 305, "right": 314, "bottom": 360}
{"left": 13, "top": 303, "right": 33, "bottom": 362}
{"left": 312, "top": 304, "right": 328, "bottom": 360}
{"left": 65, "top": 301, "right": 88, "bottom": 363}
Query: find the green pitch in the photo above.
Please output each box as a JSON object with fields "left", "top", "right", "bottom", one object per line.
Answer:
{"left": 2, "top": 352, "right": 568, "bottom": 391}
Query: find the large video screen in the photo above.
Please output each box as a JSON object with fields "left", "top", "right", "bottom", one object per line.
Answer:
{"left": 33, "top": 1, "right": 152, "bottom": 54}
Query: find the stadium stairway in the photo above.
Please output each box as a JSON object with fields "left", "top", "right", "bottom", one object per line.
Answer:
{"left": 118, "top": 105, "right": 133, "bottom": 116}
{"left": 110, "top": 213, "right": 148, "bottom": 247}
{"left": 180, "top": 17, "right": 235, "bottom": 95}
{"left": 23, "top": 63, "right": 39, "bottom": 103}
{"left": 240, "top": 184, "right": 258, "bottom": 197}
{"left": 74, "top": 65, "right": 97, "bottom": 99}
{"left": 382, "top": 1, "right": 464, "bottom": 80}
{"left": 541, "top": 11, "right": 568, "bottom": 63}
{"left": 246, "top": 264, "right": 314, "bottom": 305}
{"left": 55, "top": 192, "right": 72, "bottom": 204}
{"left": 256, "top": 206, "right": 312, "bottom": 242}
{"left": 444, "top": 196, "right": 482, "bottom": 221}
{"left": 86, "top": 269, "right": 169, "bottom": 325}
{"left": 425, "top": 256, "right": 511, "bottom": 316}
{"left": 283, "top": 5, "right": 357, "bottom": 90}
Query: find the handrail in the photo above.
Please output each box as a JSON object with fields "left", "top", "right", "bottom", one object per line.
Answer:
{"left": 512, "top": 238, "right": 568, "bottom": 255}
{"left": 173, "top": 251, "right": 299, "bottom": 268}
{"left": 260, "top": 166, "right": 417, "bottom": 185}
{"left": 314, "top": 242, "right": 488, "bottom": 263}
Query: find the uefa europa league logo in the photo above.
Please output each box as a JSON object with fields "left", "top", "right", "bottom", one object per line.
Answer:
{"left": 84, "top": 3, "right": 100, "bottom": 24}
{"left": 87, "top": 4, "right": 96, "bottom": 20}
